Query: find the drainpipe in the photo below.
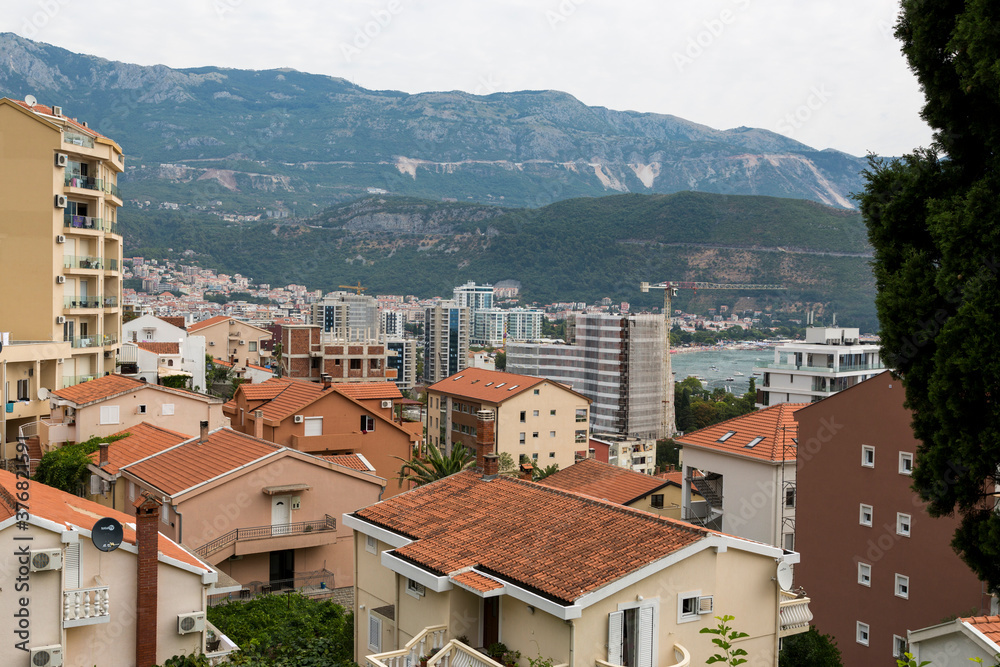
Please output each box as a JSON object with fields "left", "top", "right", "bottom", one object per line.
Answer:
{"left": 174, "top": 504, "right": 183, "bottom": 545}
{"left": 568, "top": 619, "right": 575, "bottom": 667}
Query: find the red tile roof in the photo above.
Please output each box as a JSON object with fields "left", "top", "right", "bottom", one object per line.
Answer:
{"left": 0, "top": 470, "right": 207, "bottom": 572}
{"left": 188, "top": 315, "right": 232, "bottom": 332}
{"left": 353, "top": 471, "right": 710, "bottom": 604}
{"left": 964, "top": 616, "right": 1000, "bottom": 647}
{"left": 451, "top": 570, "right": 504, "bottom": 593}
{"left": 335, "top": 382, "right": 402, "bottom": 401}
{"left": 122, "top": 428, "right": 281, "bottom": 497}
{"left": 51, "top": 375, "right": 146, "bottom": 405}
{"left": 159, "top": 316, "right": 187, "bottom": 330}
{"left": 87, "top": 423, "right": 190, "bottom": 475}
{"left": 539, "top": 458, "right": 670, "bottom": 504}
{"left": 320, "top": 454, "right": 375, "bottom": 472}
{"left": 675, "top": 403, "right": 806, "bottom": 462}
{"left": 237, "top": 378, "right": 327, "bottom": 421}
{"left": 137, "top": 341, "right": 180, "bottom": 355}
{"left": 428, "top": 368, "right": 580, "bottom": 405}
{"left": 8, "top": 99, "right": 111, "bottom": 141}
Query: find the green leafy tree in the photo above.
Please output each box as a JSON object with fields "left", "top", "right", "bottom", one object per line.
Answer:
{"left": 497, "top": 451, "right": 517, "bottom": 474}
{"left": 494, "top": 351, "right": 507, "bottom": 371}
{"left": 700, "top": 614, "right": 749, "bottom": 665}
{"left": 856, "top": 0, "right": 1000, "bottom": 590}
{"left": 895, "top": 652, "right": 931, "bottom": 667}
{"left": 395, "top": 443, "right": 474, "bottom": 487}
{"left": 779, "top": 627, "right": 842, "bottom": 667}
{"left": 34, "top": 433, "right": 128, "bottom": 493}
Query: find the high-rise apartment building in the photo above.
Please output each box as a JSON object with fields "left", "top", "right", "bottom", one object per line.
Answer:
{"left": 507, "top": 314, "right": 666, "bottom": 439}
{"left": 0, "top": 98, "right": 124, "bottom": 457}
{"left": 423, "top": 301, "right": 470, "bottom": 384}
{"left": 453, "top": 281, "right": 493, "bottom": 311}
{"left": 311, "top": 292, "right": 380, "bottom": 341}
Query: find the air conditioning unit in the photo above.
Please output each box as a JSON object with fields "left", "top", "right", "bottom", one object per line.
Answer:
{"left": 54, "top": 194, "right": 68, "bottom": 209}
{"left": 29, "top": 645, "right": 63, "bottom": 667}
{"left": 55, "top": 153, "right": 68, "bottom": 168}
{"left": 52, "top": 105, "right": 63, "bottom": 116}
{"left": 56, "top": 235, "right": 66, "bottom": 244}
{"left": 239, "top": 340, "right": 245, "bottom": 345}
{"left": 56, "top": 316, "right": 66, "bottom": 325}
{"left": 103, "top": 351, "right": 111, "bottom": 359}
{"left": 137, "top": 404, "right": 147, "bottom": 415}
{"left": 56, "top": 276, "right": 66, "bottom": 284}
{"left": 177, "top": 611, "right": 205, "bottom": 635}
{"left": 293, "top": 415, "right": 304, "bottom": 424}
{"left": 30, "top": 549, "right": 62, "bottom": 572}
{"left": 381, "top": 400, "right": 392, "bottom": 409}
{"left": 208, "top": 341, "right": 215, "bottom": 346}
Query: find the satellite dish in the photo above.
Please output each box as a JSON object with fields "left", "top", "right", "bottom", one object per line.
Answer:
{"left": 37, "top": 387, "right": 49, "bottom": 402}
{"left": 24, "top": 94, "right": 37, "bottom": 107}
{"left": 776, "top": 561, "right": 794, "bottom": 591}
{"left": 91, "top": 517, "right": 124, "bottom": 552}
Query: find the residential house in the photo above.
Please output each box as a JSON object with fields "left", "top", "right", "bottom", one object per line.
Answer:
{"left": 906, "top": 615, "right": 1000, "bottom": 666}
{"left": 676, "top": 403, "right": 804, "bottom": 550}
{"left": 224, "top": 378, "right": 419, "bottom": 498}
{"left": 794, "top": 373, "right": 990, "bottom": 664}
{"left": 121, "top": 314, "right": 206, "bottom": 390}
{"left": 39, "top": 374, "right": 225, "bottom": 451}
{"left": 117, "top": 423, "right": 385, "bottom": 591}
{"left": 1, "top": 339, "right": 71, "bottom": 465}
{"left": 0, "top": 470, "right": 236, "bottom": 667}
{"left": 188, "top": 315, "right": 272, "bottom": 369}
{"left": 347, "top": 446, "right": 811, "bottom": 667}
{"left": 539, "top": 457, "right": 705, "bottom": 520}
{"left": 425, "top": 367, "right": 591, "bottom": 472}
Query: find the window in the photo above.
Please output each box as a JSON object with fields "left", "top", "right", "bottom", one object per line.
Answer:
{"left": 575, "top": 430, "right": 586, "bottom": 443}
{"left": 718, "top": 431, "right": 736, "bottom": 443}
{"left": 859, "top": 503, "right": 873, "bottom": 527}
{"left": 167, "top": 359, "right": 173, "bottom": 367}
{"left": 899, "top": 452, "right": 913, "bottom": 475}
{"left": 651, "top": 494, "right": 664, "bottom": 509}
{"left": 249, "top": 341, "right": 257, "bottom": 352}
{"left": 161, "top": 503, "right": 171, "bottom": 525}
{"left": 99, "top": 405, "right": 120, "bottom": 425}
{"left": 305, "top": 416, "right": 324, "bottom": 437}
{"left": 520, "top": 411, "right": 526, "bottom": 422}
{"left": 532, "top": 432, "right": 539, "bottom": 439}
{"left": 533, "top": 389, "right": 540, "bottom": 395}
{"left": 893, "top": 635, "right": 908, "bottom": 658}
{"left": 370, "top": 358, "right": 379, "bottom": 369}
{"left": 608, "top": 602, "right": 658, "bottom": 667}
{"left": 783, "top": 532, "right": 795, "bottom": 551}
{"left": 533, "top": 410, "right": 539, "bottom": 417}
{"left": 365, "top": 535, "right": 377, "bottom": 554}
{"left": 549, "top": 452, "right": 555, "bottom": 458}
{"left": 531, "top": 453, "right": 538, "bottom": 461}
{"left": 550, "top": 409, "right": 556, "bottom": 416}
{"left": 550, "top": 431, "right": 556, "bottom": 438}
{"left": 895, "top": 574, "right": 909, "bottom": 599}
{"left": 858, "top": 562, "right": 871, "bottom": 586}
{"left": 897, "top": 513, "right": 911, "bottom": 537}
{"left": 406, "top": 578, "right": 425, "bottom": 598}
{"left": 350, "top": 359, "right": 362, "bottom": 370}
{"left": 857, "top": 621, "right": 870, "bottom": 646}
{"left": 368, "top": 613, "right": 382, "bottom": 651}
{"left": 17, "top": 379, "right": 30, "bottom": 401}
{"left": 745, "top": 436, "right": 764, "bottom": 449}
{"left": 677, "top": 591, "right": 712, "bottom": 623}
{"left": 162, "top": 403, "right": 175, "bottom": 416}
{"left": 576, "top": 408, "right": 587, "bottom": 422}
{"left": 519, "top": 432, "right": 526, "bottom": 444}
{"left": 862, "top": 445, "right": 875, "bottom": 467}
{"left": 785, "top": 488, "right": 796, "bottom": 508}
{"left": 360, "top": 415, "right": 374, "bottom": 432}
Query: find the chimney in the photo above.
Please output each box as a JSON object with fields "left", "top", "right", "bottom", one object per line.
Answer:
{"left": 254, "top": 410, "right": 264, "bottom": 439}
{"left": 483, "top": 453, "right": 499, "bottom": 480}
{"left": 99, "top": 443, "right": 110, "bottom": 468}
{"left": 519, "top": 462, "right": 533, "bottom": 481}
{"left": 134, "top": 493, "right": 163, "bottom": 667}
{"left": 199, "top": 420, "right": 209, "bottom": 444}
{"left": 322, "top": 374, "right": 332, "bottom": 390}
{"left": 475, "top": 409, "right": 495, "bottom": 472}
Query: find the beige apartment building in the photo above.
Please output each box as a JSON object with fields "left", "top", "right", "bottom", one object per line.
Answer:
{"left": 188, "top": 315, "right": 272, "bottom": 369}
{"left": 0, "top": 98, "right": 124, "bottom": 458}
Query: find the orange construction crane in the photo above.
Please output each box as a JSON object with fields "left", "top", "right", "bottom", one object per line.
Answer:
{"left": 640, "top": 280, "right": 786, "bottom": 437}
{"left": 338, "top": 281, "right": 367, "bottom": 295}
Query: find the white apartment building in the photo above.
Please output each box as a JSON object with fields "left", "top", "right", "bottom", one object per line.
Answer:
{"left": 311, "top": 292, "right": 380, "bottom": 341}
{"left": 592, "top": 434, "right": 657, "bottom": 475}
{"left": 453, "top": 281, "right": 493, "bottom": 311}
{"left": 381, "top": 309, "right": 406, "bottom": 339}
{"left": 471, "top": 307, "right": 544, "bottom": 347}
{"left": 423, "top": 301, "right": 470, "bottom": 384}
{"left": 754, "top": 327, "right": 886, "bottom": 408}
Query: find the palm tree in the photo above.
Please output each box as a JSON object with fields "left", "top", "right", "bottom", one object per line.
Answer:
{"left": 533, "top": 463, "right": 560, "bottom": 481}
{"left": 396, "top": 443, "right": 475, "bottom": 487}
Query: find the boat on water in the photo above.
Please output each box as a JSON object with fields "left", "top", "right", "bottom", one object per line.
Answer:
{"left": 734, "top": 371, "right": 745, "bottom": 376}
{"left": 726, "top": 377, "right": 735, "bottom": 381}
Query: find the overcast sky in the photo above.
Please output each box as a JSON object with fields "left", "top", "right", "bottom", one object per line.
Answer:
{"left": 4, "top": 0, "right": 932, "bottom": 157}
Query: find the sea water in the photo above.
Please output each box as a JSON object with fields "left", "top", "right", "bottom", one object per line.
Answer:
{"left": 669, "top": 348, "right": 773, "bottom": 394}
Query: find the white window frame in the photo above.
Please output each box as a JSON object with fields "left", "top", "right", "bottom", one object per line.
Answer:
{"left": 895, "top": 574, "right": 909, "bottom": 599}
{"left": 857, "top": 621, "right": 870, "bottom": 646}
{"left": 368, "top": 612, "right": 382, "bottom": 652}
{"left": 897, "top": 513, "right": 911, "bottom": 537}
{"left": 365, "top": 534, "right": 377, "bottom": 554}
{"left": 610, "top": 598, "right": 660, "bottom": 667}
{"left": 862, "top": 445, "right": 875, "bottom": 468}
{"left": 406, "top": 578, "right": 425, "bottom": 599}
{"left": 677, "top": 590, "right": 712, "bottom": 624}
{"left": 857, "top": 562, "right": 871, "bottom": 587}
{"left": 859, "top": 503, "right": 873, "bottom": 527}
{"left": 899, "top": 452, "right": 913, "bottom": 475}
{"left": 99, "top": 405, "right": 120, "bottom": 425}
{"left": 893, "top": 635, "right": 907, "bottom": 658}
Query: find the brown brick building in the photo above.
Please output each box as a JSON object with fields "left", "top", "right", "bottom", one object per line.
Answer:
{"left": 279, "top": 325, "right": 395, "bottom": 383}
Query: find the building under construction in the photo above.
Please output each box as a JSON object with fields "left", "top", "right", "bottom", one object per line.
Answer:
{"left": 507, "top": 313, "right": 666, "bottom": 440}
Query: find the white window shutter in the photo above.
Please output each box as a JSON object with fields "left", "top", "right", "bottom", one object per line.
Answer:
{"left": 109, "top": 405, "right": 119, "bottom": 423}
{"left": 607, "top": 610, "right": 624, "bottom": 665}
{"left": 89, "top": 474, "right": 101, "bottom": 496}
{"left": 638, "top": 605, "right": 655, "bottom": 667}
{"left": 368, "top": 613, "right": 382, "bottom": 651}
{"left": 65, "top": 542, "right": 81, "bottom": 590}
{"left": 698, "top": 595, "right": 714, "bottom": 614}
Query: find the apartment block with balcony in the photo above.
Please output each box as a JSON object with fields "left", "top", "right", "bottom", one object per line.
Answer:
{"left": 754, "top": 327, "right": 886, "bottom": 408}
{"left": 0, "top": 98, "right": 125, "bottom": 456}
{"left": 423, "top": 301, "right": 470, "bottom": 384}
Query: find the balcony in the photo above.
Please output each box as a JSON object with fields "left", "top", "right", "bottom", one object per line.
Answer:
{"left": 106, "top": 258, "right": 119, "bottom": 272}
{"left": 208, "top": 569, "right": 335, "bottom": 607}
{"left": 62, "top": 375, "right": 96, "bottom": 387}
{"left": 63, "top": 255, "right": 103, "bottom": 271}
{"left": 596, "top": 644, "right": 690, "bottom": 667}
{"left": 64, "top": 214, "right": 103, "bottom": 231}
{"left": 103, "top": 296, "right": 118, "bottom": 308}
{"left": 65, "top": 334, "right": 102, "bottom": 349}
{"left": 65, "top": 175, "right": 103, "bottom": 192}
{"left": 64, "top": 296, "right": 101, "bottom": 309}
{"left": 63, "top": 131, "right": 95, "bottom": 149}
{"left": 104, "top": 181, "right": 121, "bottom": 200}
{"left": 40, "top": 418, "right": 74, "bottom": 446}
{"left": 63, "top": 585, "right": 110, "bottom": 628}
{"left": 759, "top": 362, "right": 884, "bottom": 374}
{"left": 779, "top": 590, "right": 813, "bottom": 637}
{"left": 366, "top": 626, "right": 451, "bottom": 667}
{"left": 193, "top": 515, "right": 337, "bottom": 562}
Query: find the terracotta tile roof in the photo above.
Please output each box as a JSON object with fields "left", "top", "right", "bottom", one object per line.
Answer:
{"left": 353, "top": 471, "right": 710, "bottom": 605}
{"left": 320, "top": 454, "right": 375, "bottom": 472}
{"left": 188, "top": 315, "right": 232, "bottom": 332}
{"left": 212, "top": 358, "right": 234, "bottom": 367}
{"left": 137, "top": 341, "right": 180, "bottom": 355}
{"left": 539, "top": 458, "right": 669, "bottom": 504}
{"left": 963, "top": 616, "right": 1000, "bottom": 647}
{"left": 451, "top": 570, "right": 504, "bottom": 593}
{"left": 335, "top": 382, "right": 402, "bottom": 401}
{"left": 51, "top": 374, "right": 146, "bottom": 405}
{"left": 160, "top": 316, "right": 187, "bottom": 330}
{"left": 122, "top": 428, "right": 281, "bottom": 497}
{"left": 87, "top": 422, "right": 190, "bottom": 475}
{"left": 657, "top": 470, "right": 702, "bottom": 494}
{"left": 0, "top": 470, "right": 207, "bottom": 572}
{"left": 427, "top": 368, "right": 560, "bottom": 404}
{"left": 239, "top": 383, "right": 287, "bottom": 401}
{"left": 237, "top": 378, "right": 327, "bottom": 422}
{"left": 675, "top": 403, "right": 806, "bottom": 462}
{"left": 8, "top": 99, "right": 111, "bottom": 141}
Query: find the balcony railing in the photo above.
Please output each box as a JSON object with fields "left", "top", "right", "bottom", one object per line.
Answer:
{"left": 106, "top": 258, "right": 119, "bottom": 271}
{"left": 63, "top": 255, "right": 103, "bottom": 270}
{"left": 207, "top": 569, "right": 335, "bottom": 607}
{"left": 367, "top": 625, "right": 449, "bottom": 667}
{"left": 63, "top": 375, "right": 96, "bottom": 387}
{"left": 103, "top": 296, "right": 118, "bottom": 308}
{"left": 597, "top": 645, "right": 690, "bottom": 667}
{"left": 63, "top": 131, "right": 95, "bottom": 148}
{"left": 194, "top": 515, "right": 337, "bottom": 559}
{"left": 64, "top": 296, "right": 102, "bottom": 308}
{"left": 64, "top": 214, "right": 103, "bottom": 231}
{"left": 104, "top": 182, "right": 121, "bottom": 199}
{"left": 760, "top": 362, "right": 884, "bottom": 374}
{"left": 779, "top": 590, "right": 813, "bottom": 637}
{"left": 65, "top": 175, "right": 103, "bottom": 191}
{"left": 65, "top": 334, "right": 101, "bottom": 348}
{"left": 63, "top": 586, "right": 110, "bottom": 628}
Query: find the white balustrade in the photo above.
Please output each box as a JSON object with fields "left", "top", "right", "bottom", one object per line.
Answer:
{"left": 63, "top": 587, "right": 111, "bottom": 627}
